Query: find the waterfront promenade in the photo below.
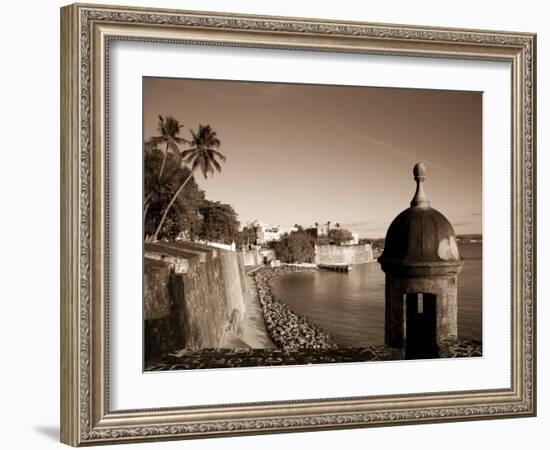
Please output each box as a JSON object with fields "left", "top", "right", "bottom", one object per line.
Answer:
{"left": 240, "top": 269, "right": 276, "bottom": 349}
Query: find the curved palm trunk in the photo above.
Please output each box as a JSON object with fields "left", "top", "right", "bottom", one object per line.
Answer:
{"left": 158, "top": 141, "right": 170, "bottom": 181}
{"left": 143, "top": 193, "right": 153, "bottom": 224}
{"left": 148, "top": 169, "right": 195, "bottom": 243}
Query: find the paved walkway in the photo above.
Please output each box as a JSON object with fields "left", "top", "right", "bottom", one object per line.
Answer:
{"left": 240, "top": 274, "right": 276, "bottom": 349}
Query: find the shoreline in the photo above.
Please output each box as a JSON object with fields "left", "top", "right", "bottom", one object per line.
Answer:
{"left": 240, "top": 274, "right": 277, "bottom": 349}
{"left": 252, "top": 265, "right": 482, "bottom": 358}
{"left": 144, "top": 264, "right": 482, "bottom": 371}
{"left": 253, "top": 266, "right": 338, "bottom": 350}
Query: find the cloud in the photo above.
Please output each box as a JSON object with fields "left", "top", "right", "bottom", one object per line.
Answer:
{"left": 341, "top": 220, "right": 376, "bottom": 228}
{"left": 452, "top": 221, "right": 475, "bottom": 227}
{"left": 341, "top": 220, "right": 390, "bottom": 238}
{"left": 333, "top": 120, "right": 450, "bottom": 174}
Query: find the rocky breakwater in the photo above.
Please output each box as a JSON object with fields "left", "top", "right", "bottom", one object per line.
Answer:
{"left": 253, "top": 266, "right": 338, "bottom": 350}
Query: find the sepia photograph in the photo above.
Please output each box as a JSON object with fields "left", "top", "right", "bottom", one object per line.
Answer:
{"left": 142, "top": 77, "right": 483, "bottom": 371}
{"left": 57, "top": 3, "right": 536, "bottom": 445}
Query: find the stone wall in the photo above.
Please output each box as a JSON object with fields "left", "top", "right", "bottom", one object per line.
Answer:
{"left": 143, "top": 258, "right": 184, "bottom": 361}
{"left": 384, "top": 274, "right": 458, "bottom": 357}
{"left": 241, "top": 247, "right": 276, "bottom": 266}
{"left": 314, "top": 244, "right": 374, "bottom": 265}
{"left": 241, "top": 248, "right": 260, "bottom": 267}
{"left": 144, "top": 241, "right": 247, "bottom": 359}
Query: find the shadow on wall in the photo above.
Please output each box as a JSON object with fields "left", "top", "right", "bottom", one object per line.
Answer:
{"left": 143, "top": 241, "right": 247, "bottom": 361}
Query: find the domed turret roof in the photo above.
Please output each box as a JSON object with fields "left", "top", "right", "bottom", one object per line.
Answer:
{"left": 379, "top": 163, "right": 462, "bottom": 273}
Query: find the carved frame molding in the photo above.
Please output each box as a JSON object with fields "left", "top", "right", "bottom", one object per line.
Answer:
{"left": 61, "top": 3, "right": 536, "bottom": 446}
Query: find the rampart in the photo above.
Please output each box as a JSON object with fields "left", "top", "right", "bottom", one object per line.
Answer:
{"left": 144, "top": 241, "right": 247, "bottom": 360}
{"left": 241, "top": 247, "right": 276, "bottom": 266}
{"left": 314, "top": 244, "right": 374, "bottom": 265}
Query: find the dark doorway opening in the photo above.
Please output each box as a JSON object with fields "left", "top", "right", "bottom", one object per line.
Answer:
{"left": 405, "top": 293, "right": 438, "bottom": 359}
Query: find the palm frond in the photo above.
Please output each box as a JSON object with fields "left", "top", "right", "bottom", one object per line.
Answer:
{"left": 174, "top": 136, "right": 189, "bottom": 145}
{"left": 191, "top": 158, "right": 204, "bottom": 178}
{"left": 211, "top": 157, "right": 222, "bottom": 173}
{"left": 168, "top": 141, "right": 182, "bottom": 162}
{"left": 201, "top": 157, "right": 210, "bottom": 178}
{"left": 210, "top": 149, "right": 226, "bottom": 162}
{"left": 157, "top": 115, "right": 166, "bottom": 135}
{"left": 144, "top": 136, "right": 163, "bottom": 150}
{"left": 179, "top": 125, "right": 226, "bottom": 178}
{"left": 181, "top": 148, "right": 198, "bottom": 162}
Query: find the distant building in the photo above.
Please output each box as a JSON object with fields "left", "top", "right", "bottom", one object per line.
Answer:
{"left": 248, "top": 220, "right": 295, "bottom": 244}
{"left": 316, "top": 222, "right": 330, "bottom": 237}
{"left": 306, "top": 222, "right": 360, "bottom": 246}
{"left": 341, "top": 232, "right": 360, "bottom": 246}
{"left": 306, "top": 222, "right": 331, "bottom": 239}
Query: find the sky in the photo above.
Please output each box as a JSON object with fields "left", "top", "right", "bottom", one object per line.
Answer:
{"left": 143, "top": 77, "right": 482, "bottom": 238}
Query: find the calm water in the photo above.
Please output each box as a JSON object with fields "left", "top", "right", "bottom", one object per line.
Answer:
{"left": 272, "top": 242, "right": 482, "bottom": 347}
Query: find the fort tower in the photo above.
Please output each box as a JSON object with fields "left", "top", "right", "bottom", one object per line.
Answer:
{"left": 378, "top": 163, "right": 464, "bottom": 359}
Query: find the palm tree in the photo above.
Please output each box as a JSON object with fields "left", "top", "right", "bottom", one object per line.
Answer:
{"left": 145, "top": 115, "right": 189, "bottom": 181}
{"left": 148, "top": 124, "right": 225, "bottom": 242}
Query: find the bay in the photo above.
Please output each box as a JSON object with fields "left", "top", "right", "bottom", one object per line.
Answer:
{"left": 271, "top": 242, "right": 482, "bottom": 347}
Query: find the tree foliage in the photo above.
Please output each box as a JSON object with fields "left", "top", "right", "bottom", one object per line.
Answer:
{"left": 236, "top": 226, "right": 260, "bottom": 249}
{"left": 145, "top": 115, "right": 189, "bottom": 180}
{"left": 327, "top": 228, "right": 353, "bottom": 245}
{"left": 271, "top": 231, "right": 315, "bottom": 263}
{"left": 196, "top": 200, "right": 240, "bottom": 245}
{"left": 144, "top": 149, "right": 204, "bottom": 241}
{"left": 144, "top": 119, "right": 230, "bottom": 242}
{"left": 148, "top": 124, "right": 227, "bottom": 242}
{"left": 180, "top": 124, "right": 225, "bottom": 178}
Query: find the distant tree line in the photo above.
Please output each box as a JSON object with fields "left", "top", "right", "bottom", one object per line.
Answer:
{"left": 269, "top": 225, "right": 354, "bottom": 263}
{"left": 236, "top": 225, "right": 261, "bottom": 249}
{"left": 317, "top": 228, "right": 353, "bottom": 246}
{"left": 271, "top": 230, "right": 315, "bottom": 264}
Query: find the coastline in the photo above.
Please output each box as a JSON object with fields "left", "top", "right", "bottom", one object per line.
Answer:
{"left": 253, "top": 266, "right": 337, "bottom": 350}
{"left": 144, "top": 264, "right": 482, "bottom": 371}
{"left": 240, "top": 274, "right": 277, "bottom": 349}
{"left": 253, "top": 265, "right": 482, "bottom": 358}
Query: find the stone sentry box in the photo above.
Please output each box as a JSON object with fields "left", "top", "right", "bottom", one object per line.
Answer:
{"left": 379, "top": 163, "right": 463, "bottom": 359}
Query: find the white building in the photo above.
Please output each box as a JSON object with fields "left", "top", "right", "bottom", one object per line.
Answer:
{"left": 247, "top": 220, "right": 296, "bottom": 244}
{"left": 342, "top": 232, "right": 360, "bottom": 246}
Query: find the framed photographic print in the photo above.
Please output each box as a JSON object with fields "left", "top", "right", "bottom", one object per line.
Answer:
{"left": 60, "top": 3, "right": 536, "bottom": 446}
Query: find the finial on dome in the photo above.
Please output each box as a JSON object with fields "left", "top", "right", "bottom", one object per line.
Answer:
{"left": 410, "top": 162, "right": 430, "bottom": 208}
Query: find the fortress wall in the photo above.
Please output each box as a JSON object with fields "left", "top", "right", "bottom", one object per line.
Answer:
{"left": 144, "top": 242, "right": 247, "bottom": 359}
{"left": 242, "top": 249, "right": 261, "bottom": 266}
{"left": 143, "top": 258, "right": 185, "bottom": 361}
{"left": 314, "top": 244, "right": 374, "bottom": 265}
{"left": 241, "top": 248, "right": 276, "bottom": 266}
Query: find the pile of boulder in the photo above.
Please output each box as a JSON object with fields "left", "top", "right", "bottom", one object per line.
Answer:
{"left": 439, "top": 337, "right": 482, "bottom": 358}
{"left": 253, "top": 266, "right": 338, "bottom": 350}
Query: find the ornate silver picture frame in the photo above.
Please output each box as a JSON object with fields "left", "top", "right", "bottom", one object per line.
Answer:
{"left": 60, "top": 3, "right": 536, "bottom": 446}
